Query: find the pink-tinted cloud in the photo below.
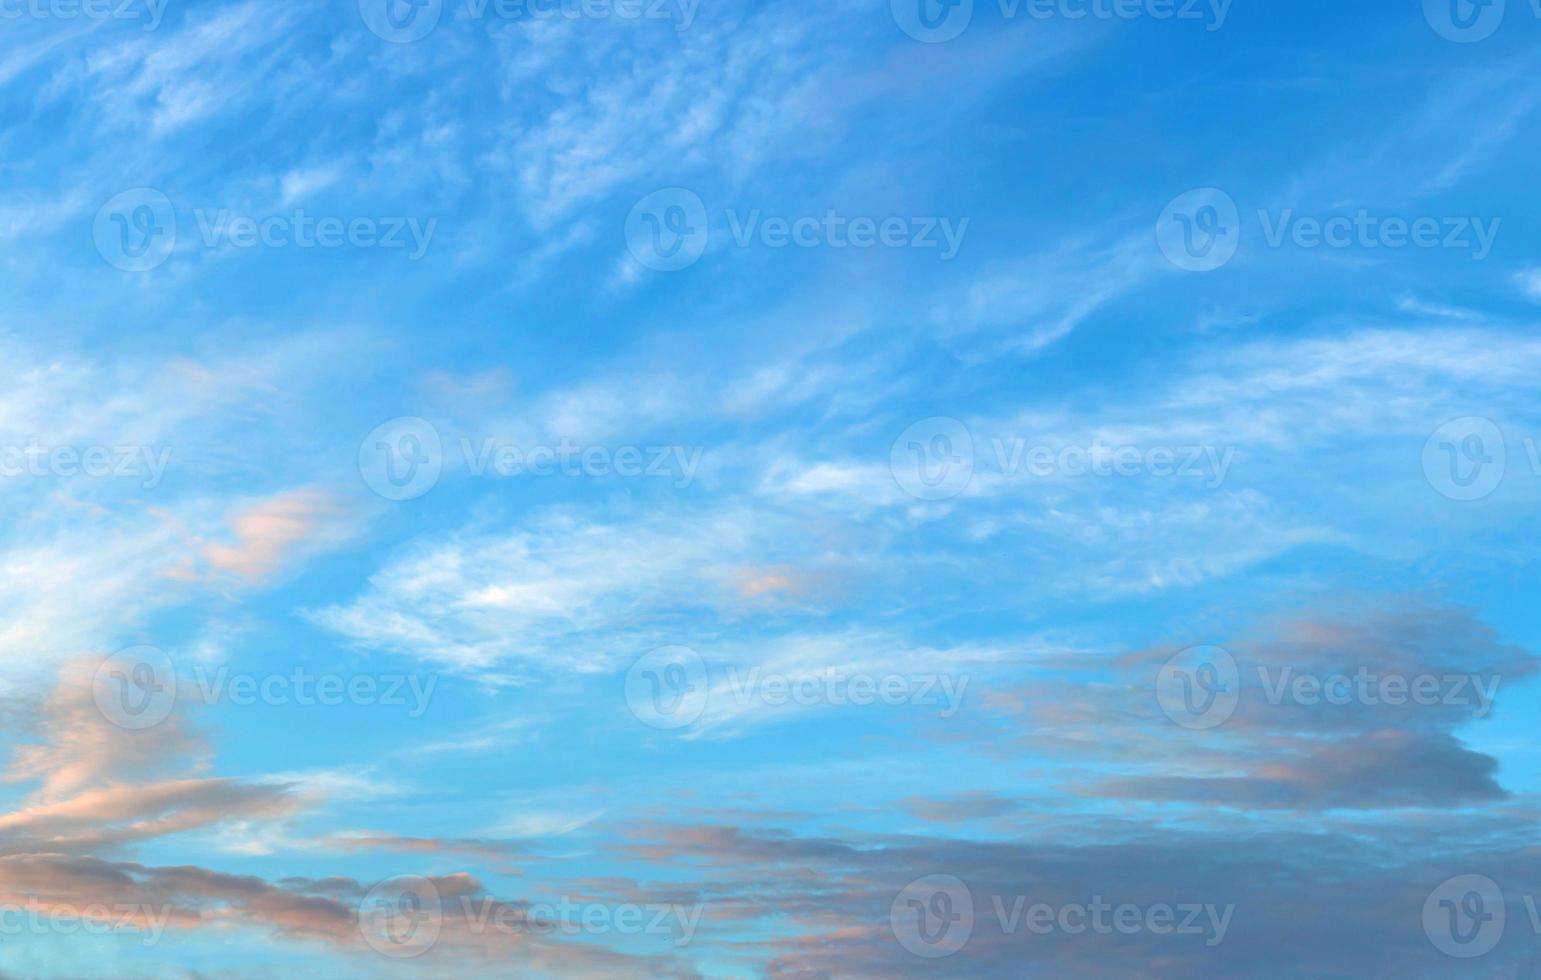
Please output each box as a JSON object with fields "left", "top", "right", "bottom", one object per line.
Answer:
{"left": 199, "top": 487, "right": 351, "bottom": 584}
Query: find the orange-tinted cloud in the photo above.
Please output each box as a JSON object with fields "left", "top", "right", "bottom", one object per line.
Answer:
{"left": 201, "top": 487, "right": 349, "bottom": 584}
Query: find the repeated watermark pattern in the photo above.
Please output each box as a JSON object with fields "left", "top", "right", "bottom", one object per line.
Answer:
{"left": 91, "top": 646, "right": 438, "bottom": 731}
{"left": 358, "top": 0, "right": 698, "bottom": 43}
{"left": 1157, "top": 188, "right": 1501, "bottom": 272}
{"left": 889, "top": 416, "right": 1235, "bottom": 501}
{"left": 625, "top": 189, "right": 970, "bottom": 272}
{"left": 358, "top": 876, "right": 702, "bottom": 959}
{"left": 624, "top": 646, "right": 968, "bottom": 731}
{"left": 890, "top": 876, "right": 1234, "bottom": 959}
{"left": 358, "top": 416, "right": 704, "bottom": 501}
{"left": 0, "top": 441, "right": 172, "bottom": 489}
{"left": 892, "top": 0, "right": 1232, "bottom": 43}
{"left": 93, "top": 189, "right": 437, "bottom": 271}
{"left": 0, "top": 0, "right": 166, "bottom": 28}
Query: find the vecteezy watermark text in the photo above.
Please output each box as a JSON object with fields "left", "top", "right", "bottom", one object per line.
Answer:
{"left": 358, "top": 417, "right": 705, "bottom": 501}
{"left": 1157, "top": 189, "right": 1501, "bottom": 272}
{"left": 358, "top": 876, "right": 703, "bottom": 959}
{"left": 458, "top": 896, "right": 703, "bottom": 946}
{"left": 1258, "top": 666, "right": 1500, "bottom": 718}
{"left": 91, "top": 647, "right": 439, "bottom": 731}
{"left": 624, "top": 647, "right": 969, "bottom": 731}
{"left": 892, "top": 0, "right": 1232, "bottom": 43}
{"left": 723, "top": 210, "right": 969, "bottom": 260}
{"left": 191, "top": 666, "right": 438, "bottom": 718}
{"left": 1255, "top": 210, "right": 1500, "bottom": 260}
{"left": 888, "top": 416, "right": 1235, "bottom": 502}
{"left": 625, "top": 189, "right": 969, "bottom": 272}
{"left": 722, "top": 667, "right": 968, "bottom": 716}
{"left": 890, "top": 875, "right": 1234, "bottom": 959}
{"left": 194, "top": 210, "right": 436, "bottom": 259}
{"left": 475, "top": 0, "right": 698, "bottom": 28}
{"left": 358, "top": 0, "right": 699, "bottom": 43}
{"left": 461, "top": 438, "right": 703, "bottom": 486}
{"left": 1, "top": 441, "right": 172, "bottom": 489}
{"left": 1156, "top": 645, "right": 1503, "bottom": 729}
{"left": 988, "top": 438, "right": 1233, "bottom": 487}
{"left": 0, "top": 0, "right": 166, "bottom": 29}
{"left": 93, "top": 189, "right": 438, "bottom": 272}
{"left": 0, "top": 901, "right": 174, "bottom": 946}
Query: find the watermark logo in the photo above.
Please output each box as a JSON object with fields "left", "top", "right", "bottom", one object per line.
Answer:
{"left": 1157, "top": 188, "right": 1240, "bottom": 272}
{"left": 1156, "top": 644, "right": 1239, "bottom": 730}
{"left": 626, "top": 188, "right": 710, "bottom": 272}
{"left": 360, "top": 876, "right": 443, "bottom": 958}
{"left": 94, "top": 188, "right": 176, "bottom": 272}
{"left": 1424, "top": 875, "right": 1505, "bottom": 958}
{"left": 1424, "top": 0, "right": 1506, "bottom": 42}
{"left": 359, "top": 0, "right": 444, "bottom": 42}
{"left": 360, "top": 417, "right": 444, "bottom": 501}
{"left": 1424, "top": 417, "right": 1506, "bottom": 501}
{"left": 92, "top": 646, "right": 178, "bottom": 731}
{"left": 891, "top": 417, "right": 975, "bottom": 501}
{"left": 891, "top": 875, "right": 975, "bottom": 958}
{"left": 891, "top": 0, "right": 974, "bottom": 43}
{"left": 625, "top": 646, "right": 711, "bottom": 730}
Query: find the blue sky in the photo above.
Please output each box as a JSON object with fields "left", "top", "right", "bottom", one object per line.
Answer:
{"left": 2, "top": 0, "right": 1541, "bottom": 976}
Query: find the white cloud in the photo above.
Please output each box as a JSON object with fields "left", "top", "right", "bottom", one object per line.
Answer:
{"left": 0, "top": 332, "right": 374, "bottom": 677}
{"left": 1515, "top": 267, "right": 1541, "bottom": 302}
{"left": 309, "top": 505, "right": 824, "bottom": 674}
